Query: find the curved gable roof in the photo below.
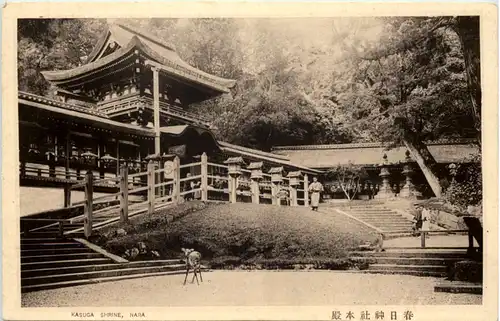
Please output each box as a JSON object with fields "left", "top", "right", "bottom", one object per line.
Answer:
{"left": 41, "top": 22, "right": 236, "bottom": 93}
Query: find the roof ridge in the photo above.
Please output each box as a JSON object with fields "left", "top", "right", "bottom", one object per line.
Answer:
{"left": 18, "top": 91, "right": 108, "bottom": 118}
{"left": 114, "top": 22, "right": 178, "bottom": 53}
{"left": 219, "top": 141, "right": 290, "bottom": 161}
{"left": 271, "top": 139, "right": 479, "bottom": 151}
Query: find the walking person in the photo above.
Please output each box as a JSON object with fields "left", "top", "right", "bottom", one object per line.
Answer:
{"left": 308, "top": 176, "right": 324, "bottom": 211}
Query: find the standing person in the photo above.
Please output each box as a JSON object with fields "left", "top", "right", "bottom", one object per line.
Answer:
{"left": 411, "top": 203, "right": 423, "bottom": 236}
{"left": 308, "top": 177, "right": 324, "bottom": 211}
{"left": 421, "top": 205, "right": 431, "bottom": 239}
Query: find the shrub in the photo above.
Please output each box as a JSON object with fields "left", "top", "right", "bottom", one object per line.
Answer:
{"left": 443, "top": 154, "right": 482, "bottom": 213}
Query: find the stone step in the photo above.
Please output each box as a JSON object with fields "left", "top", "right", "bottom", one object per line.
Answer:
{"left": 368, "top": 264, "right": 448, "bottom": 272}
{"left": 367, "top": 221, "right": 413, "bottom": 226}
{"left": 21, "top": 252, "right": 104, "bottom": 263}
{"left": 21, "top": 242, "right": 84, "bottom": 249}
{"left": 360, "top": 269, "right": 447, "bottom": 277}
{"left": 21, "top": 237, "right": 67, "bottom": 244}
{"left": 22, "top": 264, "right": 187, "bottom": 286}
{"left": 22, "top": 258, "right": 113, "bottom": 270}
{"left": 350, "top": 250, "right": 469, "bottom": 259}
{"left": 21, "top": 247, "right": 93, "bottom": 255}
{"left": 434, "top": 281, "right": 482, "bottom": 294}
{"left": 350, "top": 256, "right": 460, "bottom": 266}
{"left": 21, "top": 259, "right": 184, "bottom": 277}
{"left": 21, "top": 269, "right": 206, "bottom": 293}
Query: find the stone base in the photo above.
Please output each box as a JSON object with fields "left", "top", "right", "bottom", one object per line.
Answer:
{"left": 374, "top": 190, "right": 394, "bottom": 200}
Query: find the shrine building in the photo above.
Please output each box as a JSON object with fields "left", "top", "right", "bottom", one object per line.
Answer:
{"left": 272, "top": 140, "right": 480, "bottom": 200}
{"left": 19, "top": 21, "right": 320, "bottom": 211}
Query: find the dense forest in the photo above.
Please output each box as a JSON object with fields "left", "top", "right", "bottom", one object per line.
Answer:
{"left": 18, "top": 17, "right": 481, "bottom": 198}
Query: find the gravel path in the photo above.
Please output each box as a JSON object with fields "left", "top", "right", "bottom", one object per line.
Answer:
{"left": 22, "top": 271, "right": 481, "bottom": 307}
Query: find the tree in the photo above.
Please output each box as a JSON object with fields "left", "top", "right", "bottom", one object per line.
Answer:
{"left": 18, "top": 19, "right": 106, "bottom": 95}
{"left": 326, "top": 163, "right": 368, "bottom": 200}
{"left": 337, "top": 17, "right": 479, "bottom": 197}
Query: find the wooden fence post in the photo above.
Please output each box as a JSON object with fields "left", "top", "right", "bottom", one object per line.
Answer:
{"left": 420, "top": 231, "right": 426, "bottom": 248}
{"left": 304, "top": 174, "right": 309, "bottom": 207}
{"left": 290, "top": 185, "right": 297, "bottom": 207}
{"left": 201, "top": 153, "right": 208, "bottom": 202}
{"left": 64, "top": 184, "right": 71, "bottom": 207}
{"left": 119, "top": 164, "right": 129, "bottom": 223}
{"left": 173, "top": 156, "right": 181, "bottom": 204}
{"left": 84, "top": 170, "right": 94, "bottom": 238}
{"left": 147, "top": 161, "right": 156, "bottom": 215}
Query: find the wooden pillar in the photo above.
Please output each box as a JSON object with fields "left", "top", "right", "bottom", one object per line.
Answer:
{"left": 201, "top": 153, "right": 208, "bottom": 201}
{"left": 147, "top": 161, "right": 156, "bottom": 215}
{"left": 63, "top": 185, "right": 71, "bottom": 208}
{"left": 152, "top": 67, "right": 161, "bottom": 156}
{"left": 65, "top": 132, "right": 71, "bottom": 180}
{"left": 229, "top": 176, "right": 238, "bottom": 204}
{"left": 116, "top": 141, "right": 120, "bottom": 177}
{"left": 304, "top": 174, "right": 309, "bottom": 207}
{"left": 173, "top": 156, "right": 181, "bottom": 204}
{"left": 98, "top": 142, "right": 105, "bottom": 179}
{"left": 290, "top": 186, "right": 297, "bottom": 206}
{"left": 84, "top": 170, "right": 94, "bottom": 238}
{"left": 119, "top": 165, "right": 129, "bottom": 223}
{"left": 420, "top": 231, "right": 426, "bottom": 248}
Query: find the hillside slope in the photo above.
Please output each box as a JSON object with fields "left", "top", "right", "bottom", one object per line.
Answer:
{"left": 98, "top": 202, "right": 378, "bottom": 268}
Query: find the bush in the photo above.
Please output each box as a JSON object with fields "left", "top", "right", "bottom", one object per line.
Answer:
{"left": 443, "top": 154, "right": 482, "bottom": 213}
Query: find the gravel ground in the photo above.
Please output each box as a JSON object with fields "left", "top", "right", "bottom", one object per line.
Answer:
{"left": 22, "top": 271, "right": 481, "bottom": 307}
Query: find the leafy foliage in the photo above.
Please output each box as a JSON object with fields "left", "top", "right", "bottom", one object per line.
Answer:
{"left": 18, "top": 17, "right": 480, "bottom": 155}
{"left": 443, "top": 154, "right": 482, "bottom": 212}
{"left": 326, "top": 163, "right": 368, "bottom": 200}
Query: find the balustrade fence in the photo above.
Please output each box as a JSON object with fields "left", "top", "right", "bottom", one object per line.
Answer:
{"left": 21, "top": 153, "right": 312, "bottom": 238}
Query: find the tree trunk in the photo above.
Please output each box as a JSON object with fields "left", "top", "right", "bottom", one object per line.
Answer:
{"left": 454, "top": 16, "right": 481, "bottom": 145}
{"left": 403, "top": 138, "right": 442, "bottom": 197}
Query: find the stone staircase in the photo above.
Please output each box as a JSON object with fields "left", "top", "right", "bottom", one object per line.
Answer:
{"left": 20, "top": 200, "right": 200, "bottom": 293}
{"left": 332, "top": 203, "right": 414, "bottom": 234}
{"left": 350, "top": 248, "right": 470, "bottom": 277}
{"left": 20, "top": 236, "right": 191, "bottom": 293}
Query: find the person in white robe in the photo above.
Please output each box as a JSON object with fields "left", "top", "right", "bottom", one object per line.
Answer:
{"left": 308, "top": 177, "right": 324, "bottom": 211}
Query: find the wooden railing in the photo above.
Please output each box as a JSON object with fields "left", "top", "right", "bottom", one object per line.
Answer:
{"left": 376, "top": 229, "right": 473, "bottom": 252}
{"left": 23, "top": 153, "right": 313, "bottom": 238}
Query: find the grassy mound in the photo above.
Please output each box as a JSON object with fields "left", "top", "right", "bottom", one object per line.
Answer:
{"left": 96, "top": 202, "right": 378, "bottom": 270}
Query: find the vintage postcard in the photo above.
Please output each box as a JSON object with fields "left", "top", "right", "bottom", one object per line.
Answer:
{"left": 2, "top": 2, "right": 498, "bottom": 320}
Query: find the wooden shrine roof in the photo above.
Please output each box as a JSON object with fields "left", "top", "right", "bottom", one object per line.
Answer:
{"left": 219, "top": 141, "right": 322, "bottom": 175}
{"left": 19, "top": 92, "right": 155, "bottom": 138}
{"left": 271, "top": 139, "right": 480, "bottom": 169}
{"left": 41, "top": 22, "right": 236, "bottom": 94}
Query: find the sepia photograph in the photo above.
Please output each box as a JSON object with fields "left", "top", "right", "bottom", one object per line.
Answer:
{"left": 2, "top": 2, "right": 498, "bottom": 320}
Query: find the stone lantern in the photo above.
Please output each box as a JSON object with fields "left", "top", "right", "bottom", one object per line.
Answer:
{"left": 268, "top": 166, "right": 285, "bottom": 183}
{"left": 224, "top": 157, "right": 246, "bottom": 203}
{"left": 248, "top": 162, "right": 263, "bottom": 204}
{"left": 400, "top": 150, "right": 417, "bottom": 199}
{"left": 224, "top": 157, "right": 245, "bottom": 176}
{"left": 287, "top": 171, "right": 303, "bottom": 186}
{"left": 287, "top": 171, "right": 303, "bottom": 206}
{"left": 374, "top": 153, "right": 393, "bottom": 200}
{"left": 268, "top": 167, "right": 285, "bottom": 205}
{"left": 248, "top": 162, "right": 264, "bottom": 180}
